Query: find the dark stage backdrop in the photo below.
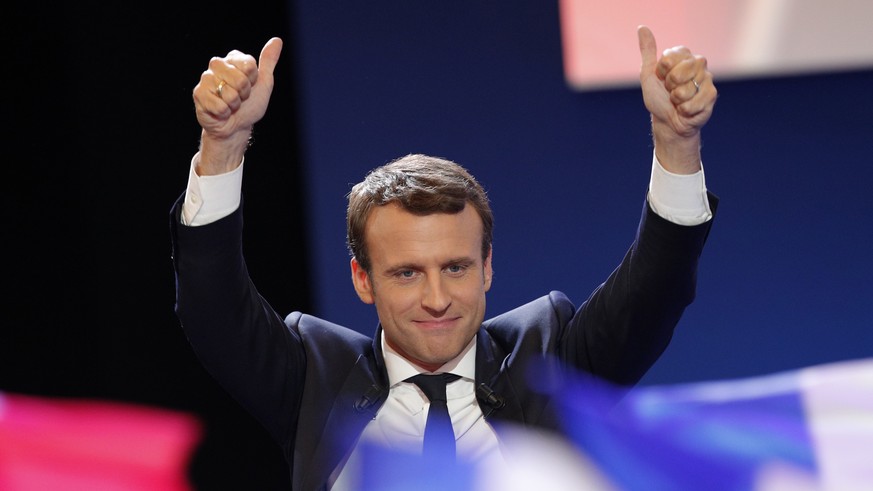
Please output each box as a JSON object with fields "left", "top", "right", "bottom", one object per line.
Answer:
{"left": 9, "top": 1, "right": 304, "bottom": 489}
{"left": 7, "top": 1, "right": 872, "bottom": 490}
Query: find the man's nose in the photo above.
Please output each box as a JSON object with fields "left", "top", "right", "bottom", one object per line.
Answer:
{"left": 421, "top": 275, "right": 451, "bottom": 313}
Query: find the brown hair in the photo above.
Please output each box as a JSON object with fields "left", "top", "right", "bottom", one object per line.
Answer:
{"left": 347, "top": 154, "right": 493, "bottom": 273}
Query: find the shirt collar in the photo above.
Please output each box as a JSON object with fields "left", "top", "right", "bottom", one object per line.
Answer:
{"left": 381, "top": 330, "right": 477, "bottom": 387}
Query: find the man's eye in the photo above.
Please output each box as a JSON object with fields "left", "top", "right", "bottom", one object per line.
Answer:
{"left": 397, "top": 270, "right": 415, "bottom": 278}
{"left": 446, "top": 265, "right": 466, "bottom": 274}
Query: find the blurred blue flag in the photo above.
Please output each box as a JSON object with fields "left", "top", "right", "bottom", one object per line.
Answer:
{"left": 557, "top": 357, "right": 873, "bottom": 490}
{"left": 355, "top": 358, "right": 873, "bottom": 490}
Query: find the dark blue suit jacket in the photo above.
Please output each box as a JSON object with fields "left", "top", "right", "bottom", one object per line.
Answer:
{"left": 170, "top": 192, "right": 717, "bottom": 490}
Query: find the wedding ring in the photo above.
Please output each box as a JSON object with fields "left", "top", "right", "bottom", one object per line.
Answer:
{"left": 692, "top": 79, "right": 700, "bottom": 94}
{"left": 216, "top": 79, "right": 227, "bottom": 98}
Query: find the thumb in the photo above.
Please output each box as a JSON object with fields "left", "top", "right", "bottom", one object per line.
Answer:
{"left": 258, "top": 37, "right": 283, "bottom": 76}
{"left": 637, "top": 25, "right": 657, "bottom": 75}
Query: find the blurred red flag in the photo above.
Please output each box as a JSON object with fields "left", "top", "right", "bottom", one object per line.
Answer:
{"left": 0, "top": 392, "right": 202, "bottom": 491}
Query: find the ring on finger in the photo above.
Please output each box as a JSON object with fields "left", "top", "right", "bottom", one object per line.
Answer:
{"left": 216, "top": 79, "right": 227, "bottom": 98}
{"left": 691, "top": 79, "right": 700, "bottom": 94}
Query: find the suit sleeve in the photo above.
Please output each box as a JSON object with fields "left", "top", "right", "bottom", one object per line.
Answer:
{"left": 557, "top": 192, "right": 718, "bottom": 385}
{"left": 169, "top": 193, "right": 305, "bottom": 443}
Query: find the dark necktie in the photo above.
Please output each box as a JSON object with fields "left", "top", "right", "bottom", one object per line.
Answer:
{"left": 407, "top": 373, "right": 461, "bottom": 460}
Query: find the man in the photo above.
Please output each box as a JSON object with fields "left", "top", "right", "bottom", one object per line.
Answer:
{"left": 170, "top": 25, "right": 717, "bottom": 490}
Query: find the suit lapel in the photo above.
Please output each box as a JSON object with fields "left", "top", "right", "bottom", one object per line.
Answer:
{"left": 474, "top": 327, "right": 525, "bottom": 423}
{"left": 299, "top": 348, "right": 388, "bottom": 490}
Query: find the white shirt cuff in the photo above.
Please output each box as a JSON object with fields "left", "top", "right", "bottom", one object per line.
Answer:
{"left": 648, "top": 152, "right": 712, "bottom": 226}
{"left": 181, "top": 154, "right": 244, "bottom": 226}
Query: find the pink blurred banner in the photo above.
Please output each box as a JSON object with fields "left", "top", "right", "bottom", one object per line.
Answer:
{"left": 0, "top": 393, "right": 202, "bottom": 491}
{"left": 559, "top": 0, "right": 873, "bottom": 90}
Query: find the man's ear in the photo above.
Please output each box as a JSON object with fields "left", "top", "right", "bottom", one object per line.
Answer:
{"left": 483, "top": 246, "right": 493, "bottom": 292}
{"left": 350, "top": 257, "right": 375, "bottom": 304}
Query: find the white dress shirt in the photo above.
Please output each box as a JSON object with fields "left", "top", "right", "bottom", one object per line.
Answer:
{"left": 329, "top": 331, "right": 503, "bottom": 489}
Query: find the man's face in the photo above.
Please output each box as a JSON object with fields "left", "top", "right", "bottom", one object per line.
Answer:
{"left": 351, "top": 202, "right": 493, "bottom": 372}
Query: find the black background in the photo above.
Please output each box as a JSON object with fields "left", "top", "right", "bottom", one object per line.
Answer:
{"left": 8, "top": 2, "right": 305, "bottom": 488}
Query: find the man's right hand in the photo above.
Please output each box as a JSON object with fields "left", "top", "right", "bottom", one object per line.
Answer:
{"left": 192, "top": 37, "right": 283, "bottom": 176}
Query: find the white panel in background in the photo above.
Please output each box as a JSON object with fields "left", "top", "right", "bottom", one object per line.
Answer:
{"left": 559, "top": 0, "right": 873, "bottom": 90}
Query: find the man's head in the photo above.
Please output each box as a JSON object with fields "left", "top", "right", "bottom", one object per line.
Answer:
{"left": 347, "top": 154, "right": 493, "bottom": 272}
{"left": 347, "top": 154, "right": 494, "bottom": 371}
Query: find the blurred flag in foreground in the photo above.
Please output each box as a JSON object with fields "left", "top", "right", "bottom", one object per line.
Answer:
{"left": 0, "top": 393, "right": 202, "bottom": 491}
{"left": 557, "top": 357, "right": 873, "bottom": 491}
{"left": 359, "top": 357, "right": 873, "bottom": 490}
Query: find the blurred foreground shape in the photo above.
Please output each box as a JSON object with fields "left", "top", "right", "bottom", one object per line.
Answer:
{"left": 0, "top": 393, "right": 202, "bottom": 491}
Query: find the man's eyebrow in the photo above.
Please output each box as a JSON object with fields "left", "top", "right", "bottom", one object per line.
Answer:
{"left": 383, "top": 262, "right": 422, "bottom": 276}
{"left": 382, "top": 257, "right": 476, "bottom": 275}
{"left": 443, "top": 257, "right": 475, "bottom": 267}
